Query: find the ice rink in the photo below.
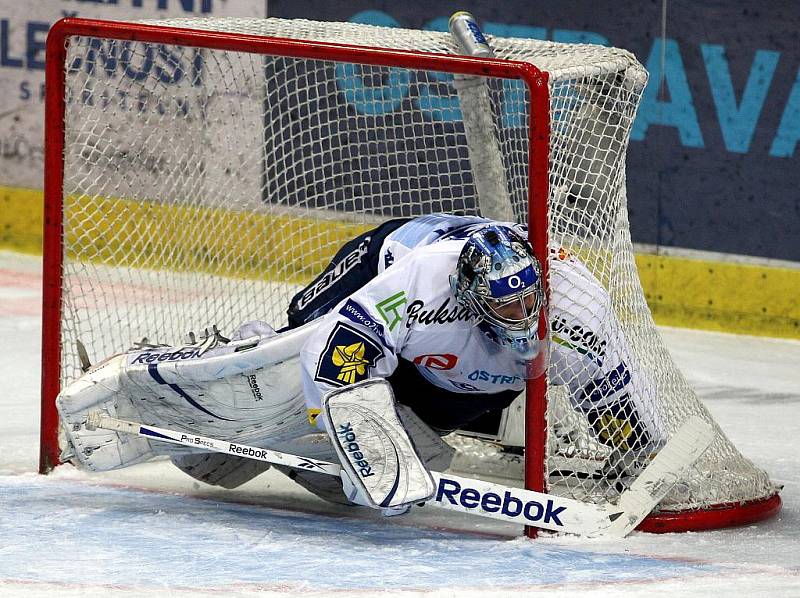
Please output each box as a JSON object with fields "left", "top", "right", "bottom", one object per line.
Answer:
{"left": 1, "top": 249, "right": 798, "bottom": 597}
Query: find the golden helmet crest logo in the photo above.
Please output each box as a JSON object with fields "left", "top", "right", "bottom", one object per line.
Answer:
{"left": 332, "top": 341, "right": 368, "bottom": 384}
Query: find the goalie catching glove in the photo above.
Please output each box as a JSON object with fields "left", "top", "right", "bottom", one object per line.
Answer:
{"left": 323, "top": 379, "right": 436, "bottom": 515}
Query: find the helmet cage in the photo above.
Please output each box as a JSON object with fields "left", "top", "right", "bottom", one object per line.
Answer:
{"left": 461, "top": 277, "right": 542, "bottom": 332}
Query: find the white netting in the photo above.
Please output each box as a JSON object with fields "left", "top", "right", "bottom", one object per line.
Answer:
{"left": 49, "top": 17, "right": 777, "bottom": 520}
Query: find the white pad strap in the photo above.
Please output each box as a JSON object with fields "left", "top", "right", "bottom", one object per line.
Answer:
{"left": 323, "top": 379, "right": 435, "bottom": 509}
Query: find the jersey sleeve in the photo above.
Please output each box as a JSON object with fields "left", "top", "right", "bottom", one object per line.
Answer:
{"left": 547, "top": 249, "right": 666, "bottom": 452}
{"left": 299, "top": 250, "right": 423, "bottom": 429}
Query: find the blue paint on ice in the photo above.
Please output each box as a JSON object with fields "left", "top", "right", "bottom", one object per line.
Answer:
{"left": 0, "top": 476, "right": 718, "bottom": 591}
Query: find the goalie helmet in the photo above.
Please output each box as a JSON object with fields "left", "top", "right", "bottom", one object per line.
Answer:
{"left": 450, "top": 225, "right": 544, "bottom": 359}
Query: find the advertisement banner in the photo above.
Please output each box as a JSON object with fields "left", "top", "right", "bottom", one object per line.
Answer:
{"left": 269, "top": 1, "right": 800, "bottom": 263}
{"left": 0, "top": 0, "right": 267, "bottom": 190}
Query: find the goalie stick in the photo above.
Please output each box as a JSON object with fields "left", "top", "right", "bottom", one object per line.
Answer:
{"left": 85, "top": 412, "right": 713, "bottom": 538}
{"left": 448, "top": 11, "right": 514, "bottom": 222}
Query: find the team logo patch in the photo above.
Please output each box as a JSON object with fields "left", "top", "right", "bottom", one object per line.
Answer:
{"left": 315, "top": 322, "right": 384, "bottom": 387}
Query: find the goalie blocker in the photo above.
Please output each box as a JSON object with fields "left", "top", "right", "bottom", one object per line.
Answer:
{"left": 323, "top": 379, "right": 436, "bottom": 512}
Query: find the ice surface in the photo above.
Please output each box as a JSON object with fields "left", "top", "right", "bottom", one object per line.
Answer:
{"left": 1, "top": 250, "right": 798, "bottom": 597}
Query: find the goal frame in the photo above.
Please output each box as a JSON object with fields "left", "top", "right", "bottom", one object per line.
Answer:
{"left": 40, "top": 17, "right": 781, "bottom": 536}
{"left": 41, "top": 17, "right": 550, "bottom": 487}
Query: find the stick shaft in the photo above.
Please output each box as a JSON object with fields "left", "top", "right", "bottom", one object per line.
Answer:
{"left": 88, "top": 413, "right": 342, "bottom": 475}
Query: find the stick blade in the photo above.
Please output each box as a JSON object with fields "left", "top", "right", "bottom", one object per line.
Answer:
{"left": 598, "top": 415, "right": 715, "bottom": 538}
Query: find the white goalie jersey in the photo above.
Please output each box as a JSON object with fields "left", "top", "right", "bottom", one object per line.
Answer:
{"left": 300, "top": 234, "right": 528, "bottom": 414}
{"left": 300, "top": 214, "right": 664, "bottom": 454}
{"left": 57, "top": 214, "right": 664, "bottom": 477}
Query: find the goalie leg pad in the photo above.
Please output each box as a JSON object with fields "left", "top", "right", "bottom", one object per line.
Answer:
{"left": 323, "top": 379, "right": 436, "bottom": 510}
{"left": 56, "top": 320, "right": 320, "bottom": 472}
{"left": 273, "top": 465, "right": 353, "bottom": 505}
{"left": 171, "top": 453, "right": 271, "bottom": 489}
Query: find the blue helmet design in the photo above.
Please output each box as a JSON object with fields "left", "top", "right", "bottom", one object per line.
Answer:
{"left": 450, "top": 225, "right": 544, "bottom": 359}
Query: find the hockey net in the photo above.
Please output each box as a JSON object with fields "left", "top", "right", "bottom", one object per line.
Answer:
{"left": 41, "top": 16, "right": 780, "bottom": 532}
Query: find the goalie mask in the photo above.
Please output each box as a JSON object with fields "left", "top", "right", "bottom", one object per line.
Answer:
{"left": 450, "top": 225, "right": 545, "bottom": 360}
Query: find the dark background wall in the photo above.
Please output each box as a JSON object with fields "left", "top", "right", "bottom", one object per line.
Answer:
{"left": 270, "top": 1, "right": 800, "bottom": 262}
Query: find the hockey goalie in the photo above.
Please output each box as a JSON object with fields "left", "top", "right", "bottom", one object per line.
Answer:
{"left": 58, "top": 214, "right": 666, "bottom": 515}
